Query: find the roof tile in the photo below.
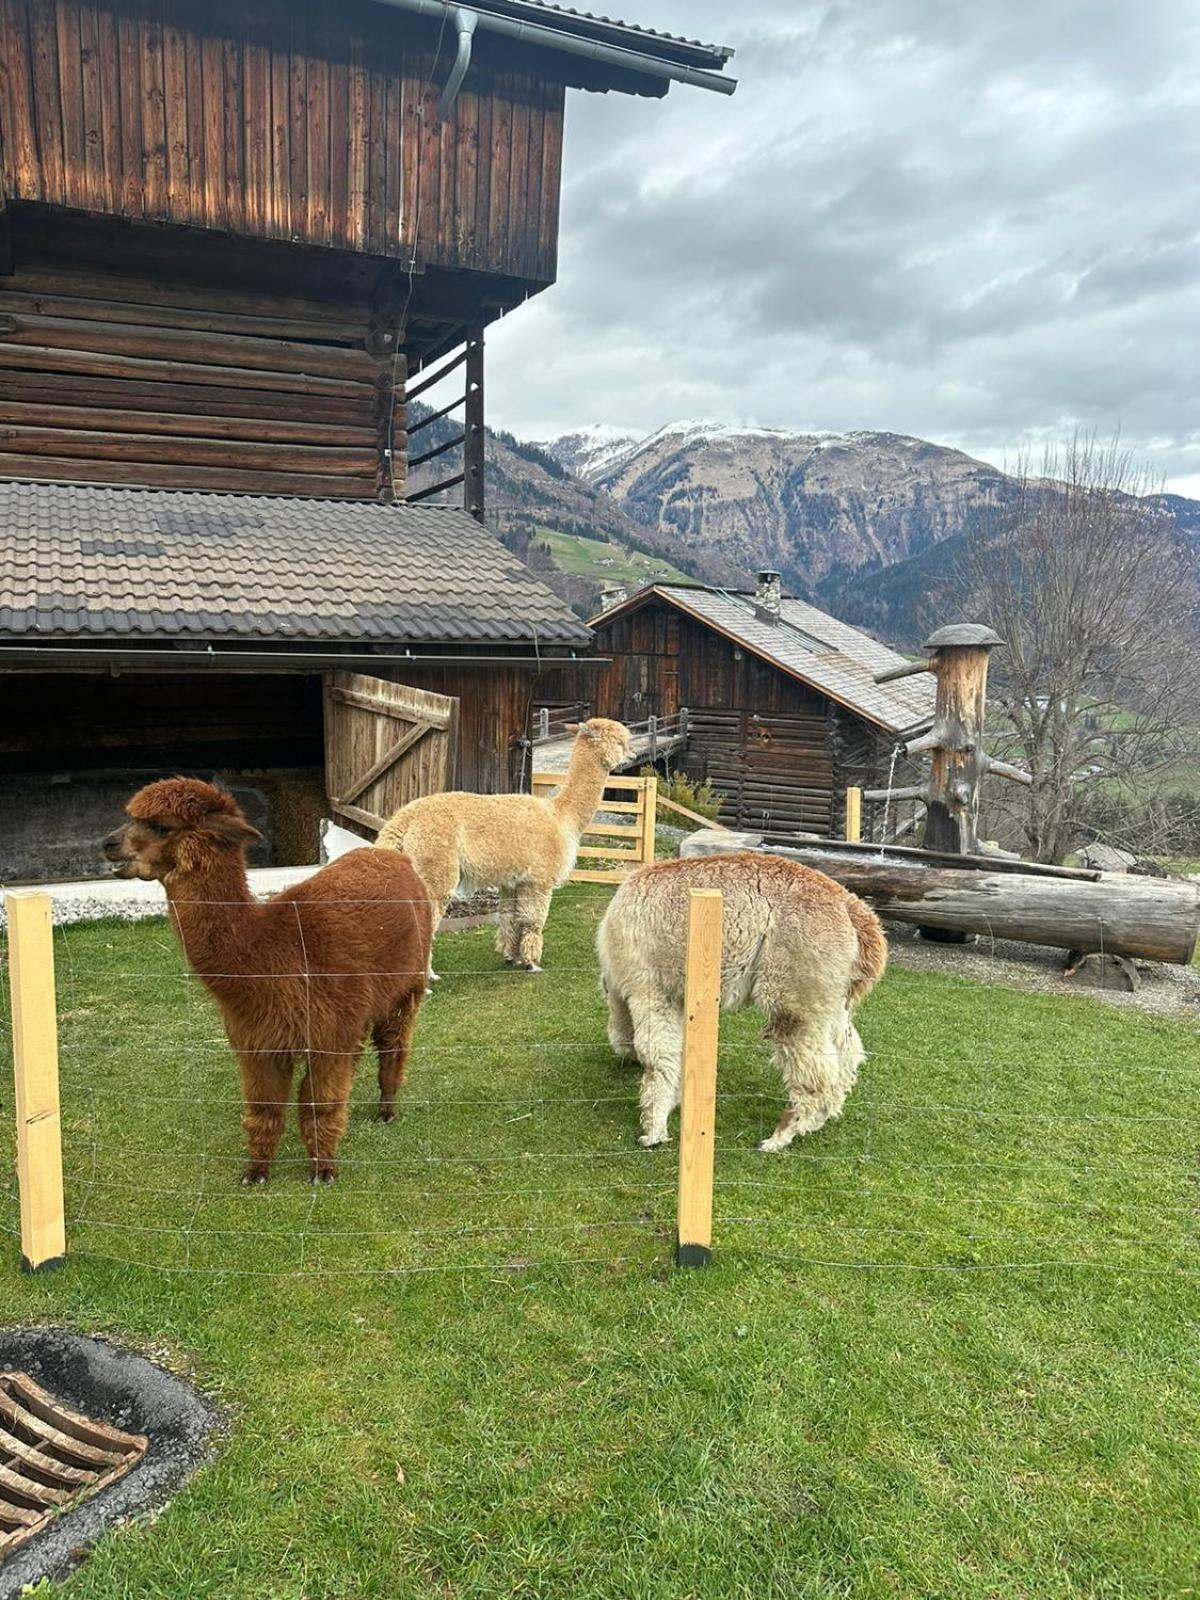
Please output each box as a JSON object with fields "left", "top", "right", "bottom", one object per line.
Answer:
{"left": 0, "top": 481, "right": 591, "bottom": 648}
{"left": 601, "top": 584, "right": 936, "bottom": 735}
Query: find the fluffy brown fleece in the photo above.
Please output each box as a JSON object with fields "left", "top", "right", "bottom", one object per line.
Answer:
{"left": 104, "top": 777, "right": 433, "bottom": 1184}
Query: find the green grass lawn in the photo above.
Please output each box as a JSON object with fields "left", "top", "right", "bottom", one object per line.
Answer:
{"left": 2, "top": 888, "right": 1198, "bottom": 1598}
{"left": 536, "top": 528, "right": 691, "bottom": 588}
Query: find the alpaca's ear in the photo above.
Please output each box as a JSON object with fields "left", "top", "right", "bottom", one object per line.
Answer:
{"left": 208, "top": 814, "right": 262, "bottom": 846}
{"left": 564, "top": 722, "right": 580, "bottom": 734}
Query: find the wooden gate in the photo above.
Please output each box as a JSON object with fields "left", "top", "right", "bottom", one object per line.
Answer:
{"left": 531, "top": 772, "right": 657, "bottom": 884}
{"left": 323, "top": 671, "right": 459, "bottom": 836}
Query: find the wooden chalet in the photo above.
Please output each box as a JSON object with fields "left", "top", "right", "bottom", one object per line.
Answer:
{"left": 0, "top": 0, "right": 736, "bottom": 881}
{"left": 560, "top": 575, "right": 936, "bottom": 837}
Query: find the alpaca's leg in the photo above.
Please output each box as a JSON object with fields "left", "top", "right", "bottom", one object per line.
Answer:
{"left": 373, "top": 991, "right": 424, "bottom": 1123}
{"left": 514, "top": 886, "right": 553, "bottom": 971}
{"left": 297, "top": 1051, "right": 358, "bottom": 1182}
{"left": 833, "top": 1008, "right": 865, "bottom": 1095}
{"left": 402, "top": 849, "right": 457, "bottom": 985}
{"left": 628, "top": 995, "right": 685, "bottom": 1148}
{"left": 758, "top": 1012, "right": 847, "bottom": 1153}
{"left": 605, "top": 986, "right": 636, "bottom": 1058}
{"left": 237, "top": 1052, "right": 293, "bottom": 1185}
{"left": 495, "top": 888, "right": 520, "bottom": 964}
{"left": 420, "top": 897, "right": 451, "bottom": 985}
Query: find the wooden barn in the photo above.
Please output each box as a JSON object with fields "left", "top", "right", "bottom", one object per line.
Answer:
{"left": 0, "top": 0, "right": 736, "bottom": 881}
{"left": 569, "top": 575, "right": 936, "bottom": 837}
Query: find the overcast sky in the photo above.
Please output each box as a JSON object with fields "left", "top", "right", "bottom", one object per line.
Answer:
{"left": 484, "top": 0, "right": 1200, "bottom": 494}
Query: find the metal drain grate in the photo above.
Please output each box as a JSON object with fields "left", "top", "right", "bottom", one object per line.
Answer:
{"left": 0, "top": 1372, "right": 147, "bottom": 1556}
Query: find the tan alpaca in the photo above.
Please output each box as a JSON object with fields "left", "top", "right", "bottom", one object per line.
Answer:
{"left": 377, "top": 718, "right": 632, "bottom": 972}
{"left": 597, "top": 852, "right": 887, "bottom": 1151}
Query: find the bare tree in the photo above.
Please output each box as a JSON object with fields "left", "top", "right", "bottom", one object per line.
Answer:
{"left": 954, "top": 434, "right": 1200, "bottom": 864}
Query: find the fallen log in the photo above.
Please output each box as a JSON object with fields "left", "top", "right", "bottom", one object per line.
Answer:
{"left": 680, "top": 831, "right": 1200, "bottom": 965}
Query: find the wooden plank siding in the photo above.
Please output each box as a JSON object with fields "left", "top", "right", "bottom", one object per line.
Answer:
{"left": 0, "top": 237, "right": 407, "bottom": 495}
{"left": 377, "top": 660, "right": 532, "bottom": 795}
{"left": 0, "top": 0, "right": 565, "bottom": 280}
{"left": 577, "top": 599, "right": 914, "bottom": 838}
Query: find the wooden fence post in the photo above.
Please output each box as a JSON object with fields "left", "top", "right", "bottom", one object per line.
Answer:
{"left": 845, "top": 786, "right": 862, "bottom": 843}
{"left": 640, "top": 775, "right": 658, "bottom": 867}
{"left": 676, "top": 888, "right": 723, "bottom": 1268}
{"left": 6, "top": 892, "right": 66, "bottom": 1272}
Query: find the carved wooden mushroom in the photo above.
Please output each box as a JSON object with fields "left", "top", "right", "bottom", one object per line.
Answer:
{"left": 868, "top": 622, "right": 1031, "bottom": 856}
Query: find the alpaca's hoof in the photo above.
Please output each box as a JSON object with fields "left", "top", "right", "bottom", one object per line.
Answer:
{"left": 522, "top": 962, "right": 543, "bottom": 973}
{"left": 240, "top": 1165, "right": 270, "bottom": 1186}
{"left": 637, "top": 1132, "right": 668, "bottom": 1149}
{"left": 377, "top": 1105, "right": 396, "bottom": 1124}
{"left": 755, "top": 1136, "right": 788, "bottom": 1154}
{"left": 428, "top": 970, "right": 441, "bottom": 982}
{"left": 310, "top": 1165, "right": 337, "bottom": 1185}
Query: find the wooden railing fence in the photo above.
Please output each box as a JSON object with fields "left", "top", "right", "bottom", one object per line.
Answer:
{"left": 531, "top": 771, "right": 658, "bottom": 884}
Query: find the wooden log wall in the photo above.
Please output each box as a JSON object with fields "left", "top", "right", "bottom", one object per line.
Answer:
{"left": 687, "top": 708, "right": 835, "bottom": 835}
{"left": 586, "top": 601, "right": 842, "bottom": 835}
{"left": 829, "top": 710, "right": 925, "bottom": 840}
{"left": 0, "top": 242, "right": 405, "bottom": 495}
{"left": 0, "top": 0, "right": 564, "bottom": 280}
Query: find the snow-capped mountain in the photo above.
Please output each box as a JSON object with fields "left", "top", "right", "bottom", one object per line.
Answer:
{"left": 541, "top": 421, "right": 1016, "bottom": 603}
{"left": 538, "top": 425, "right": 641, "bottom": 480}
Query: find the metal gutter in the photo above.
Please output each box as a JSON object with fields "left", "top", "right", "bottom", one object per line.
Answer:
{"left": 436, "top": 7, "right": 479, "bottom": 118}
{"left": 0, "top": 646, "right": 608, "bottom": 670}
{"left": 372, "top": 0, "right": 738, "bottom": 94}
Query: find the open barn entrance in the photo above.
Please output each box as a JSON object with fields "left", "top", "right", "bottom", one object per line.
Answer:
{"left": 1, "top": 670, "right": 325, "bottom": 883}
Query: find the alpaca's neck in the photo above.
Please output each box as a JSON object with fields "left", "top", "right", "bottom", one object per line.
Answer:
{"left": 163, "top": 851, "right": 258, "bottom": 987}
{"left": 552, "top": 748, "right": 611, "bottom": 837}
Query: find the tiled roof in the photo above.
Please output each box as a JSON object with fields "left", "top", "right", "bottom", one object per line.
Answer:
{"left": 0, "top": 480, "right": 591, "bottom": 646}
{"left": 596, "top": 584, "right": 937, "bottom": 734}
{"left": 462, "top": 2, "right": 733, "bottom": 66}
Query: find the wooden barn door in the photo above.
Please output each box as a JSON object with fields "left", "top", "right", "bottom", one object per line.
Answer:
{"left": 323, "top": 672, "right": 459, "bottom": 837}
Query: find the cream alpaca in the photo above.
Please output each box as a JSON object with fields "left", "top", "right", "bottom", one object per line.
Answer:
{"left": 597, "top": 852, "right": 887, "bottom": 1151}
{"left": 377, "top": 718, "right": 632, "bottom": 972}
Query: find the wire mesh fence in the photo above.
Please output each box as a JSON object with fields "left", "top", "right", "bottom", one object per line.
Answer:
{"left": 2, "top": 883, "right": 1198, "bottom": 1283}
{"left": 2, "top": 889, "right": 682, "bottom": 1278}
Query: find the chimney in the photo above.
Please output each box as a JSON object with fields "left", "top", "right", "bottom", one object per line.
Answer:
{"left": 754, "top": 570, "right": 782, "bottom": 620}
{"left": 599, "top": 583, "right": 628, "bottom": 611}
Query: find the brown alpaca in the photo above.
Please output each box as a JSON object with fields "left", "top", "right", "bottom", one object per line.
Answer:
{"left": 103, "top": 778, "right": 433, "bottom": 1185}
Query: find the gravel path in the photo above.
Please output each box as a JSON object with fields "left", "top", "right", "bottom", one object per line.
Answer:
{"left": 0, "top": 867, "right": 314, "bottom": 929}
{"left": 882, "top": 919, "right": 1200, "bottom": 1021}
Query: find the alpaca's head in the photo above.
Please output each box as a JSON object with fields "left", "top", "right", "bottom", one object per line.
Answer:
{"left": 103, "top": 778, "right": 261, "bottom": 881}
{"left": 566, "top": 718, "right": 633, "bottom": 773}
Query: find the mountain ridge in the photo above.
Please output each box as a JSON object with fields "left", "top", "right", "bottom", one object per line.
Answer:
{"left": 411, "top": 406, "right": 1200, "bottom": 637}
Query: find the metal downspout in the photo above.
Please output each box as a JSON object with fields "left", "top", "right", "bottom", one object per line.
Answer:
{"left": 436, "top": 8, "right": 478, "bottom": 120}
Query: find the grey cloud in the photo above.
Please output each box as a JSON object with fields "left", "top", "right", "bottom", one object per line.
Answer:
{"left": 487, "top": 0, "right": 1200, "bottom": 485}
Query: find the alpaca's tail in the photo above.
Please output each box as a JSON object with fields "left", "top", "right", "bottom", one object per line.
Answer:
{"left": 846, "top": 894, "right": 887, "bottom": 1004}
